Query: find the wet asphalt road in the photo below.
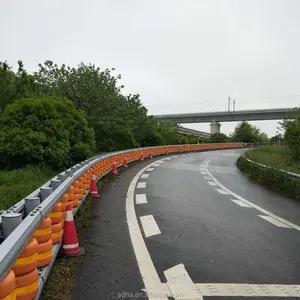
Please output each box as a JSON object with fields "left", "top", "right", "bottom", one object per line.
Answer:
{"left": 73, "top": 149, "right": 300, "bottom": 300}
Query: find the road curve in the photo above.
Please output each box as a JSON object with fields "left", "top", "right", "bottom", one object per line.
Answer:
{"left": 73, "top": 150, "right": 300, "bottom": 300}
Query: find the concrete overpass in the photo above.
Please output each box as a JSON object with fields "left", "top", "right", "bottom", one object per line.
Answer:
{"left": 177, "top": 126, "right": 211, "bottom": 137}
{"left": 154, "top": 107, "right": 299, "bottom": 134}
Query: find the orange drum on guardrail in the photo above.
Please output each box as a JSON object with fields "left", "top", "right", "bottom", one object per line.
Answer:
{"left": 33, "top": 217, "right": 53, "bottom": 268}
{"left": 12, "top": 238, "right": 38, "bottom": 276}
{"left": 48, "top": 202, "right": 63, "bottom": 244}
{"left": 48, "top": 203, "right": 62, "bottom": 224}
{"left": 36, "top": 238, "right": 52, "bottom": 268}
{"left": 0, "top": 270, "right": 15, "bottom": 300}
{"left": 33, "top": 217, "right": 52, "bottom": 243}
{"left": 15, "top": 269, "right": 38, "bottom": 300}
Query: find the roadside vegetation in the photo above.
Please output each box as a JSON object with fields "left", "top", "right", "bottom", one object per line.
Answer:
{"left": 237, "top": 112, "right": 300, "bottom": 200}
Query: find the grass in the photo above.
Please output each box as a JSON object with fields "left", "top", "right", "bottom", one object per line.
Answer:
{"left": 245, "top": 146, "right": 300, "bottom": 174}
{"left": 0, "top": 166, "right": 56, "bottom": 211}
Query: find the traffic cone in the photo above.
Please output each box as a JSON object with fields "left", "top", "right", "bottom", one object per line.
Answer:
{"left": 140, "top": 153, "right": 144, "bottom": 161}
{"left": 89, "top": 174, "right": 100, "bottom": 198}
{"left": 166, "top": 149, "right": 169, "bottom": 155}
{"left": 123, "top": 157, "right": 128, "bottom": 168}
{"left": 112, "top": 161, "right": 119, "bottom": 176}
{"left": 149, "top": 152, "right": 153, "bottom": 159}
{"left": 60, "top": 205, "right": 85, "bottom": 256}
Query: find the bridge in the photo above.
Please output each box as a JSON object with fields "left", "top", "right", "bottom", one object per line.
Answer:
{"left": 154, "top": 107, "right": 299, "bottom": 134}
{"left": 177, "top": 125, "right": 211, "bottom": 137}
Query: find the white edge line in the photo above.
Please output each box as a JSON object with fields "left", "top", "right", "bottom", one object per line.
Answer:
{"left": 126, "top": 159, "right": 168, "bottom": 300}
{"left": 205, "top": 160, "right": 300, "bottom": 232}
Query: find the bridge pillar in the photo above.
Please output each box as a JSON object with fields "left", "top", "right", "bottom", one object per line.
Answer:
{"left": 210, "top": 121, "right": 221, "bottom": 134}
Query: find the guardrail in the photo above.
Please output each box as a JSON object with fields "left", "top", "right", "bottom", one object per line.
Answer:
{"left": 242, "top": 156, "right": 300, "bottom": 178}
{"left": 0, "top": 142, "right": 243, "bottom": 299}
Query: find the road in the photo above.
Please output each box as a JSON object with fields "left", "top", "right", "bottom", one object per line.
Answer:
{"left": 73, "top": 149, "right": 300, "bottom": 299}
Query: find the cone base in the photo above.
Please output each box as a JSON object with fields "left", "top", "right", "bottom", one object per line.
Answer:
{"left": 90, "top": 192, "right": 100, "bottom": 198}
{"left": 60, "top": 246, "right": 85, "bottom": 257}
{"left": 112, "top": 171, "right": 119, "bottom": 176}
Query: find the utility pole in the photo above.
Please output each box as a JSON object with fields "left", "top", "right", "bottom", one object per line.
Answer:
{"left": 228, "top": 97, "right": 231, "bottom": 112}
{"left": 233, "top": 100, "right": 236, "bottom": 111}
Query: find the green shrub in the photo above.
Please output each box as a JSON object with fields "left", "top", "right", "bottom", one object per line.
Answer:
{"left": 0, "top": 97, "right": 96, "bottom": 170}
{"left": 237, "top": 155, "right": 300, "bottom": 200}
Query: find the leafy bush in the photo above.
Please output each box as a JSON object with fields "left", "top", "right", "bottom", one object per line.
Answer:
{"left": 0, "top": 97, "right": 96, "bottom": 170}
{"left": 237, "top": 149, "right": 300, "bottom": 200}
{"left": 282, "top": 112, "right": 300, "bottom": 162}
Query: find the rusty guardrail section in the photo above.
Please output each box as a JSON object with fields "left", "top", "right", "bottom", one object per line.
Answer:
{"left": 0, "top": 143, "right": 243, "bottom": 299}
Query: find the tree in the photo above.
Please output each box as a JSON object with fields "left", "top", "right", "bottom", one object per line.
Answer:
{"left": 209, "top": 132, "right": 230, "bottom": 143}
{"left": 232, "top": 121, "right": 261, "bottom": 143}
{"left": 0, "top": 97, "right": 96, "bottom": 170}
{"left": 270, "top": 134, "right": 283, "bottom": 143}
{"left": 281, "top": 110, "right": 300, "bottom": 161}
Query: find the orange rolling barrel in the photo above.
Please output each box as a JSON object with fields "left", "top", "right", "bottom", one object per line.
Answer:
{"left": 0, "top": 270, "right": 16, "bottom": 300}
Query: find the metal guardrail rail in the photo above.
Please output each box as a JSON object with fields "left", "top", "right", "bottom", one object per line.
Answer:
{"left": 242, "top": 156, "right": 300, "bottom": 178}
{"left": 0, "top": 143, "right": 244, "bottom": 298}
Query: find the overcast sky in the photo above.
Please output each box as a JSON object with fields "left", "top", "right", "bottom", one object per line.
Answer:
{"left": 1, "top": 0, "right": 300, "bottom": 136}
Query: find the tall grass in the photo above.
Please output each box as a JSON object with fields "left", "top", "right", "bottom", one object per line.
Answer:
{"left": 0, "top": 166, "right": 56, "bottom": 211}
{"left": 245, "top": 146, "right": 300, "bottom": 174}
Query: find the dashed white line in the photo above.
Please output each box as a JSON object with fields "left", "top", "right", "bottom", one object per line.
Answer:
{"left": 259, "top": 215, "right": 292, "bottom": 228}
{"left": 141, "top": 174, "right": 149, "bottom": 179}
{"left": 137, "top": 182, "right": 146, "bottom": 189}
{"left": 140, "top": 215, "right": 162, "bottom": 237}
{"left": 216, "top": 188, "right": 229, "bottom": 195}
{"left": 205, "top": 160, "right": 300, "bottom": 232}
{"left": 204, "top": 176, "right": 210, "bottom": 180}
{"left": 136, "top": 194, "right": 148, "bottom": 204}
{"left": 147, "top": 168, "right": 154, "bottom": 172}
{"left": 231, "top": 199, "right": 251, "bottom": 207}
{"left": 201, "top": 172, "right": 207, "bottom": 175}
{"left": 152, "top": 163, "right": 161, "bottom": 167}
{"left": 208, "top": 181, "right": 217, "bottom": 186}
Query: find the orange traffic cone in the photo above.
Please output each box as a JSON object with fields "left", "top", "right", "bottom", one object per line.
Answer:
{"left": 112, "top": 161, "right": 119, "bottom": 176}
{"left": 166, "top": 149, "right": 169, "bottom": 155}
{"left": 123, "top": 157, "right": 128, "bottom": 168}
{"left": 89, "top": 174, "right": 100, "bottom": 198}
{"left": 60, "top": 205, "right": 85, "bottom": 256}
{"left": 140, "top": 153, "right": 144, "bottom": 161}
{"left": 149, "top": 152, "right": 153, "bottom": 159}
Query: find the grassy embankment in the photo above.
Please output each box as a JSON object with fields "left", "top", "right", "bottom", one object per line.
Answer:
{"left": 0, "top": 166, "right": 56, "bottom": 211}
{"left": 237, "top": 146, "right": 300, "bottom": 200}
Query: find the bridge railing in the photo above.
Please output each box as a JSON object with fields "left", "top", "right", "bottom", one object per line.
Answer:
{"left": 0, "top": 142, "right": 244, "bottom": 299}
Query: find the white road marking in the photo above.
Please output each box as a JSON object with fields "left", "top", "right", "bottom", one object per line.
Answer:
{"left": 259, "top": 215, "right": 292, "bottom": 228}
{"left": 205, "top": 160, "right": 300, "bottom": 232}
{"left": 126, "top": 159, "right": 168, "bottom": 299}
{"left": 147, "top": 168, "right": 154, "bottom": 172}
{"left": 161, "top": 283, "right": 300, "bottom": 297}
{"left": 201, "top": 172, "right": 207, "bottom": 175}
{"left": 208, "top": 181, "right": 217, "bottom": 186}
{"left": 136, "top": 194, "right": 148, "bottom": 204}
{"left": 204, "top": 176, "right": 210, "bottom": 180}
{"left": 140, "top": 215, "right": 161, "bottom": 238}
{"left": 137, "top": 182, "right": 146, "bottom": 189}
{"left": 216, "top": 188, "right": 229, "bottom": 195}
{"left": 165, "top": 157, "right": 172, "bottom": 160}
{"left": 152, "top": 163, "right": 161, "bottom": 167}
{"left": 164, "top": 264, "right": 203, "bottom": 300}
{"left": 231, "top": 199, "right": 251, "bottom": 207}
{"left": 141, "top": 174, "right": 149, "bottom": 179}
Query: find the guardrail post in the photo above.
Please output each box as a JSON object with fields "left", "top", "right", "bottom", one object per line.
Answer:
{"left": 2, "top": 213, "right": 22, "bottom": 239}
{"left": 25, "top": 197, "right": 40, "bottom": 216}
{"left": 58, "top": 172, "right": 67, "bottom": 182}
{"left": 40, "top": 187, "right": 53, "bottom": 202}
{"left": 51, "top": 179, "right": 61, "bottom": 191}
{"left": 65, "top": 170, "right": 72, "bottom": 176}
